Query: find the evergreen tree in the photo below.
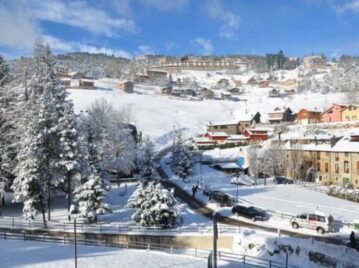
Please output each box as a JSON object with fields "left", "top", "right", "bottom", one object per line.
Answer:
{"left": 170, "top": 131, "right": 194, "bottom": 181}
{"left": 136, "top": 140, "right": 160, "bottom": 182}
{"left": 73, "top": 172, "right": 111, "bottom": 223}
{"left": 127, "top": 182, "right": 181, "bottom": 228}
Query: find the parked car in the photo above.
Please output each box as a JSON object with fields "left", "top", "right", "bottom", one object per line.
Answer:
{"left": 231, "top": 174, "right": 254, "bottom": 186}
{"left": 290, "top": 212, "right": 334, "bottom": 234}
{"left": 273, "top": 176, "right": 293, "bottom": 184}
{"left": 208, "top": 191, "right": 233, "bottom": 207}
{"left": 232, "top": 205, "right": 269, "bottom": 221}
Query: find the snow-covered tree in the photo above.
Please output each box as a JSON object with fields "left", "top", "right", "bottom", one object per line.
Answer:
{"left": 72, "top": 172, "right": 111, "bottom": 223}
{"left": 127, "top": 182, "right": 181, "bottom": 228}
{"left": 170, "top": 131, "right": 194, "bottom": 181}
{"left": 136, "top": 140, "right": 160, "bottom": 182}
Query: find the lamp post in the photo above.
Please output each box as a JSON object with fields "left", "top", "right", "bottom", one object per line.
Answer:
{"left": 212, "top": 212, "right": 218, "bottom": 268}
{"left": 69, "top": 206, "right": 79, "bottom": 268}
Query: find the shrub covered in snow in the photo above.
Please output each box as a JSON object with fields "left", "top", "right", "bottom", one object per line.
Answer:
{"left": 127, "top": 182, "right": 181, "bottom": 228}
{"left": 327, "top": 185, "right": 359, "bottom": 203}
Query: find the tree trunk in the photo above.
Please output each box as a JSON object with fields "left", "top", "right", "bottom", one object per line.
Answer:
{"left": 67, "top": 173, "right": 71, "bottom": 221}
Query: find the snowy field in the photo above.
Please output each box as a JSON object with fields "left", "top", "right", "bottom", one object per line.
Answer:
{"left": 67, "top": 81, "right": 345, "bottom": 149}
{"left": 0, "top": 240, "right": 212, "bottom": 268}
{"left": 1, "top": 182, "right": 212, "bottom": 229}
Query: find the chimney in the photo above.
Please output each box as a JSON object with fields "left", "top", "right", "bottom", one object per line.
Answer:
{"left": 330, "top": 135, "right": 336, "bottom": 148}
{"left": 314, "top": 136, "right": 318, "bottom": 145}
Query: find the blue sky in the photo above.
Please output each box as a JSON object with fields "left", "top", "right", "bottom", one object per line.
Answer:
{"left": 0, "top": 0, "right": 359, "bottom": 59}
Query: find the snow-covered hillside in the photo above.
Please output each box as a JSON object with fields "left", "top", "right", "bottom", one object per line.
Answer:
{"left": 68, "top": 80, "right": 344, "bottom": 149}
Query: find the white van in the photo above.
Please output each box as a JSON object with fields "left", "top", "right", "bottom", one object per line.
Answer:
{"left": 290, "top": 211, "right": 334, "bottom": 234}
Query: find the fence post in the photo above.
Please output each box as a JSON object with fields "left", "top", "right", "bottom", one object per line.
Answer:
{"left": 285, "top": 252, "right": 288, "bottom": 268}
{"left": 243, "top": 255, "right": 246, "bottom": 265}
{"left": 29, "top": 220, "right": 31, "bottom": 229}
{"left": 269, "top": 260, "right": 272, "bottom": 268}
{"left": 170, "top": 246, "right": 173, "bottom": 254}
{"left": 147, "top": 243, "right": 150, "bottom": 251}
{"left": 63, "top": 235, "right": 66, "bottom": 244}
{"left": 12, "top": 218, "right": 14, "bottom": 228}
{"left": 4, "top": 232, "right": 6, "bottom": 240}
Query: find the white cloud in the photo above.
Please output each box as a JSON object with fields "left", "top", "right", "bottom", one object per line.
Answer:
{"left": 191, "top": 38, "right": 213, "bottom": 55}
{"left": 78, "top": 44, "right": 133, "bottom": 58}
{"left": 28, "top": 0, "right": 137, "bottom": 37}
{"left": 138, "top": 45, "right": 155, "bottom": 55}
{"left": 333, "top": 0, "right": 359, "bottom": 13}
{"left": 139, "top": 0, "right": 189, "bottom": 11}
{"left": 0, "top": 3, "right": 40, "bottom": 49}
{"left": 165, "top": 41, "right": 178, "bottom": 50}
{"left": 202, "top": 0, "right": 240, "bottom": 39}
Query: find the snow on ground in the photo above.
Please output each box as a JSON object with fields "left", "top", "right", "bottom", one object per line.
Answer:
{"left": 1, "top": 182, "right": 211, "bottom": 228}
{"left": 67, "top": 79, "right": 345, "bottom": 149}
{"left": 232, "top": 227, "right": 359, "bottom": 268}
{"left": 160, "top": 154, "right": 359, "bottom": 235}
{"left": 0, "top": 240, "right": 212, "bottom": 268}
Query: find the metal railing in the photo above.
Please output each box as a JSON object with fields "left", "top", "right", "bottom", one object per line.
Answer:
{"left": 0, "top": 216, "right": 240, "bottom": 235}
{"left": 0, "top": 230, "right": 298, "bottom": 268}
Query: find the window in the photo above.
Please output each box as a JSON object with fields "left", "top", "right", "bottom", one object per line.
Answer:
{"left": 299, "top": 214, "right": 307, "bottom": 219}
{"left": 345, "top": 152, "right": 349, "bottom": 157}
{"left": 316, "top": 162, "right": 320, "bottom": 172}
{"left": 344, "top": 161, "right": 349, "bottom": 173}
{"left": 325, "top": 162, "right": 329, "bottom": 172}
{"left": 220, "top": 126, "right": 227, "bottom": 129}
{"left": 335, "top": 163, "right": 339, "bottom": 174}
{"left": 317, "top": 152, "right": 320, "bottom": 160}
{"left": 335, "top": 152, "right": 339, "bottom": 161}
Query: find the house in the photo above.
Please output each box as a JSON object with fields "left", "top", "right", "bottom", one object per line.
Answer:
{"left": 269, "top": 88, "right": 280, "bottom": 98}
{"left": 217, "top": 78, "right": 230, "bottom": 87}
{"left": 281, "top": 79, "right": 299, "bottom": 92}
{"left": 212, "top": 162, "right": 242, "bottom": 174}
{"left": 117, "top": 80, "right": 134, "bottom": 93}
{"left": 236, "top": 112, "right": 261, "bottom": 133}
{"left": 68, "top": 71, "right": 85, "bottom": 79}
{"left": 247, "top": 77, "right": 257, "bottom": 85}
{"left": 55, "top": 66, "right": 68, "bottom": 77}
{"left": 303, "top": 55, "right": 327, "bottom": 70}
{"left": 283, "top": 134, "right": 359, "bottom": 188}
{"left": 321, "top": 104, "right": 347, "bottom": 123}
{"left": 204, "top": 132, "right": 229, "bottom": 143}
{"left": 243, "top": 128, "right": 269, "bottom": 142}
{"left": 207, "top": 122, "right": 239, "bottom": 135}
{"left": 60, "top": 77, "right": 71, "bottom": 87}
{"left": 227, "top": 87, "right": 241, "bottom": 95}
{"left": 296, "top": 109, "right": 322, "bottom": 125}
{"left": 233, "top": 80, "right": 242, "bottom": 87}
{"left": 221, "top": 91, "right": 232, "bottom": 100}
{"left": 147, "top": 69, "right": 167, "bottom": 81}
{"left": 342, "top": 105, "right": 359, "bottom": 122}
{"left": 268, "top": 107, "right": 295, "bottom": 124}
{"left": 79, "top": 78, "right": 95, "bottom": 89}
{"left": 259, "top": 80, "right": 270, "bottom": 88}
{"left": 192, "top": 137, "right": 215, "bottom": 149}
{"left": 161, "top": 86, "right": 172, "bottom": 95}
{"left": 201, "top": 88, "right": 214, "bottom": 99}
{"left": 226, "top": 135, "right": 249, "bottom": 145}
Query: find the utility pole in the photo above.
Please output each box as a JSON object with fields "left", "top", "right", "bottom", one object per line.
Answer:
{"left": 74, "top": 218, "right": 77, "bottom": 268}
{"left": 213, "top": 212, "right": 218, "bottom": 268}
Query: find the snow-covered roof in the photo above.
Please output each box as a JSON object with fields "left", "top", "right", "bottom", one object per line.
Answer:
{"left": 284, "top": 134, "right": 359, "bottom": 153}
{"left": 208, "top": 121, "right": 238, "bottom": 126}
{"left": 80, "top": 79, "right": 95, "bottom": 83}
{"left": 193, "top": 137, "right": 215, "bottom": 143}
{"left": 227, "top": 135, "right": 248, "bottom": 140}
{"left": 206, "top": 132, "right": 229, "bottom": 137}
{"left": 235, "top": 113, "right": 258, "bottom": 122}
{"left": 213, "top": 162, "right": 240, "bottom": 169}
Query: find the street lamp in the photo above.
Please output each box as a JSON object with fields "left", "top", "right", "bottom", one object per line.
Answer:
{"left": 69, "top": 205, "right": 79, "bottom": 268}
{"left": 212, "top": 212, "right": 218, "bottom": 268}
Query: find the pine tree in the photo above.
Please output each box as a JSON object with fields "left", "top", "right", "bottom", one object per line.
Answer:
{"left": 73, "top": 172, "right": 111, "bottom": 223}
{"left": 58, "top": 102, "right": 83, "bottom": 220}
{"left": 127, "top": 182, "right": 181, "bottom": 228}
{"left": 136, "top": 140, "right": 160, "bottom": 182}
{"left": 170, "top": 131, "right": 194, "bottom": 181}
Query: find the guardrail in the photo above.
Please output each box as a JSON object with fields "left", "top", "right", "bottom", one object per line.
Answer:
{"left": 0, "top": 230, "right": 299, "bottom": 268}
{"left": 0, "top": 216, "right": 240, "bottom": 235}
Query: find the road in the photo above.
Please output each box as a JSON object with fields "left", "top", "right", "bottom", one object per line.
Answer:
{"left": 155, "top": 146, "right": 348, "bottom": 246}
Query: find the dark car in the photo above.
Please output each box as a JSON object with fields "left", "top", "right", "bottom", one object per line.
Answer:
{"left": 232, "top": 205, "right": 269, "bottom": 221}
{"left": 273, "top": 176, "right": 293, "bottom": 184}
{"left": 208, "top": 191, "right": 233, "bottom": 207}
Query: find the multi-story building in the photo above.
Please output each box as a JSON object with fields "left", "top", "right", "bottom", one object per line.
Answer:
{"left": 296, "top": 109, "right": 322, "bottom": 125}
{"left": 303, "top": 55, "right": 327, "bottom": 70}
{"left": 342, "top": 105, "right": 359, "bottom": 122}
{"left": 283, "top": 134, "right": 359, "bottom": 188}
{"left": 321, "top": 103, "right": 347, "bottom": 123}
